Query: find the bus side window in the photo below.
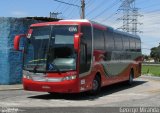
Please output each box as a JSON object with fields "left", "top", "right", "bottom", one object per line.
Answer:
{"left": 114, "top": 33, "right": 123, "bottom": 51}
{"left": 104, "top": 31, "right": 114, "bottom": 61}
{"left": 94, "top": 29, "right": 105, "bottom": 50}
{"left": 136, "top": 39, "right": 141, "bottom": 52}
{"left": 105, "top": 31, "right": 115, "bottom": 50}
{"left": 122, "top": 36, "right": 130, "bottom": 51}
{"left": 129, "top": 38, "right": 136, "bottom": 51}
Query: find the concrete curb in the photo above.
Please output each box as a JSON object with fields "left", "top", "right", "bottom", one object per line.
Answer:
{"left": 0, "top": 84, "right": 23, "bottom": 91}
{"left": 141, "top": 75, "right": 160, "bottom": 81}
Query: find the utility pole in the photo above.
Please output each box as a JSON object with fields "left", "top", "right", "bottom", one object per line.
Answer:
{"left": 81, "top": 0, "right": 85, "bottom": 19}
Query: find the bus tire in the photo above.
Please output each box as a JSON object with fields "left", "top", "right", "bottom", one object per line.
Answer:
{"left": 89, "top": 75, "right": 101, "bottom": 95}
{"left": 128, "top": 70, "right": 134, "bottom": 85}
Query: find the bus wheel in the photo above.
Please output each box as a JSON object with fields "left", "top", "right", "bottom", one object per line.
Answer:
{"left": 90, "top": 76, "right": 101, "bottom": 95}
{"left": 128, "top": 70, "right": 134, "bottom": 85}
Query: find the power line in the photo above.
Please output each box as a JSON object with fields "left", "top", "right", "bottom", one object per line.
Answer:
{"left": 101, "top": 12, "right": 118, "bottom": 22}
{"left": 58, "top": 0, "right": 79, "bottom": 16}
{"left": 90, "top": 0, "right": 120, "bottom": 20}
{"left": 66, "top": 1, "right": 81, "bottom": 19}
{"left": 53, "top": 0, "right": 85, "bottom": 19}
{"left": 101, "top": 4, "right": 121, "bottom": 22}
{"left": 86, "top": 0, "right": 91, "bottom": 5}
{"left": 54, "top": 3, "right": 61, "bottom": 12}
{"left": 85, "top": 3, "right": 96, "bottom": 18}
{"left": 86, "top": 0, "right": 94, "bottom": 7}
{"left": 62, "top": 0, "right": 75, "bottom": 13}
{"left": 53, "top": 0, "right": 80, "bottom": 7}
{"left": 86, "top": 0, "right": 106, "bottom": 17}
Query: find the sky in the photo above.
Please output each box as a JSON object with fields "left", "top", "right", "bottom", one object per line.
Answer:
{"left": 0, "top": 0, "right": 160, "bottom": 55}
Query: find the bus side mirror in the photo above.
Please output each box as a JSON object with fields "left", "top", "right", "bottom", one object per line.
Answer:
{"left": 14, "top": 34, "right": 26, "bottom": 51}
{"left": 74, "top": 33, "right": 82, "bottom": 52}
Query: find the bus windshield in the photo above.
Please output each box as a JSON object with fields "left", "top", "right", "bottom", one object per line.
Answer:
{"left": 23, "top": 25, "right": 78, "bottom": 73}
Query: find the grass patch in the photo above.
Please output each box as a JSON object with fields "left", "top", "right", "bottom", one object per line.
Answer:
{"left": 142, "top": 65, "right": 160, "bottom": 77}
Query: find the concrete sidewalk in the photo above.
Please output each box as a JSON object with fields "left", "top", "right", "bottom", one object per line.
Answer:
{"left": 141, "top": 75, "right": 160, "bottom": 81}
{"left": 0, "top": 84, "right": 23, "bottom": 91}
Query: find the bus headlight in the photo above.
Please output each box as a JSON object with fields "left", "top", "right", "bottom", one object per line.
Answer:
{"left": 63, "top": 75, "right": 76, "bottom": 81}
{"left": 23, "top": 75, "right": 32, "bottom": 79}
{"left": 23, "top": 71, "right": 32, "bottom": 79}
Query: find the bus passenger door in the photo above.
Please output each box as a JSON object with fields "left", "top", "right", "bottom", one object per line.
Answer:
{"left": 79, "top": 26, "right": 92, "bottom": 76}
{"left": 79, "top": 39, "right": 87, "bottom": 73}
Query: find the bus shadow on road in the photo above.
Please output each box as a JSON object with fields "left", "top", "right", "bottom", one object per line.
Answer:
{"left": 28, "top": 80, "right": 147, "bottom": 101}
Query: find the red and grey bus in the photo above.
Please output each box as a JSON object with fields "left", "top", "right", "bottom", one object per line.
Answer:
{"left": 14, "top": 19, "right": 142, "bottom": 94}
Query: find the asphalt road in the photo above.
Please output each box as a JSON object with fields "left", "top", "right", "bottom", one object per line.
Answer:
{"left": 0, "top": 76, "right": 160, "bottom": 113}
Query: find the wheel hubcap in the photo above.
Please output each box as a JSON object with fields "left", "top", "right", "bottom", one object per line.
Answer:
{"left": 93, "top": 79, "right": 98, "bottom": 91}
{"left": 130, "top": 74, "right": 133, "bottom": 83}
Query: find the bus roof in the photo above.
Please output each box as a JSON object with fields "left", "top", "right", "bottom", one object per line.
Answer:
{"left": 90, "top": 20, "right": 140, "bottom": 39}
{"left": 30, "top": 19, "right": 140, "bottom": 39}
{"left": 30, "top": 19, "right": 90, "bottom": 27}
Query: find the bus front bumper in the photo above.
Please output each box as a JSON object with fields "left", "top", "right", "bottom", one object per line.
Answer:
{"left": 23, "top": 78, "right": 79, "bottom": 93}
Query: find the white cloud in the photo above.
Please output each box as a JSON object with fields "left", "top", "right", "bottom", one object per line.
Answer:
{"left": 139, "top": 12, "right": 160, "bottom": 37}
{"left": 11, "top": 11, "right": 28, "bottom": 17}
{"left": 139, "top": 12, "right": 160, "bottom": 54}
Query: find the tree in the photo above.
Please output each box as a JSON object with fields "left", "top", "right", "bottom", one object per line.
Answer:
{"left": 142, "top": 54, "right": 150, "bottom": 61}
{"left": 150, "top": 44, "right": 160, "bottom": 62}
